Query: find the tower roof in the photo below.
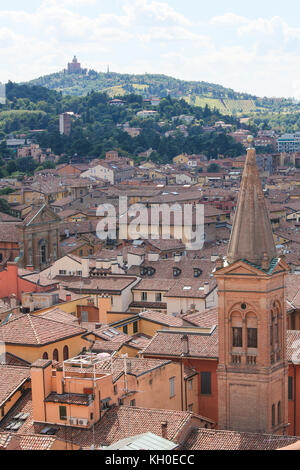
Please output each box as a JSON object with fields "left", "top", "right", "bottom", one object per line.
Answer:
{"left": 227, "top": 146, "right": 276, "bottom": 267}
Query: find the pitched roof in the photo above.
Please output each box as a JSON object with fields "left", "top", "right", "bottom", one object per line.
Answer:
{"left": 0, "top": 432, "right": 58, "bottom": 450}
{"left": 0, "top": 314, "right": 86, "bottom": 346}
{"left": 0, "top": 222, "right": 21, "bottom": 242}
{"left": 139, "top": 310, "right": 184, "bottom": 327}
{"left": 227, "top": 147, "right": 276, "bottom": 266}
{"left": 0, "top": 365, "right": 30, "bottom": 406}
{"left": 31, "top": 406, "right": 208, "bottom": 448}
{"left": 143, "top": 327, "right": 218, "bottom": 359}
{"left": 39, "top": 308, "right": 79, "bottom": 325}
{"left": 0, "top": 353, "right": 31, "bottom": 367}
{"left": 183, "top": 428, "right": 300, "bottom": 450}
{"left": 183, "top": 308, "right": 218, "bottom": 328}
{"left": 287, "top": 330, "right": 300, "bottom": 363}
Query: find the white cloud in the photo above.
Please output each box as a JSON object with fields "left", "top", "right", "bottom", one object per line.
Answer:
{"left": 1, "top": 2, "right": 300, "bottom": 97}
{"left": 210, "top": 13, "right": 248, "bottom": 26}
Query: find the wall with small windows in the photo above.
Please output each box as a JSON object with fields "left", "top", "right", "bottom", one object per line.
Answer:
{"left": 1, "top": 334, "right": 89, "bottom": 364}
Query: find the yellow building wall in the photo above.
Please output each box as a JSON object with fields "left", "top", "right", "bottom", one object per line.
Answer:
{"left": 0, "top": 335, "right": 89, "bottom": 364}
{"left": 34, "top": 297, "right": 91, "bottom": 317}
{"left": 0, "top": 381, "right": 31, "bottom": 421}
{"left": 121, "top": 362, "right": 183, "bottom": 411}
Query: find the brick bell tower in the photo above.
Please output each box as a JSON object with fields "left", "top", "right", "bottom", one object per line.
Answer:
{"left": 214, "top": 137, "right": 290, "bottom": 434}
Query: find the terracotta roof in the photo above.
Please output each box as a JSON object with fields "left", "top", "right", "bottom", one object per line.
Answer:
{"left": 183, "top": 428, "right": 300, "bottom": 450}
{"left": 0, "top": 212, "right": 21, "bottom": 222}
{"left": 0, "top": 353, "right": 30, "bottom": 367}
{"left": 0, "top": 222, "right": 21, "bottom": 242}
{"left": 58, "top": 276, "right": 138, "bottom": 294}
{"left": 90, "top": 326, "right": 131, "bottom": 343}
{"left": 285, "top": 274, "right": 300, "bottom": 310}
{"left": 0, "top": 432, "right": 58, "bottom": 450}
{"left": 165, "top": 278, "right": 216, "bottom": 299}
{"left": 39, "top": 308, "right": 79, "bottom": 325}
{"left": 0, "top": 314, "right": 86, "bottom": 346}
{"left": 91, "top": 340, "right": 125, "bottom": 354}
{"left": 45, "top": 393, "right": 91, "bottom": 406}
{"left": 287, "top": 330, "right": 300, "bottom": 363}
{"left": 139, "top": 310, "right": 184, "bottom": 327}
{"left": 143, "top": 327, "right": 218, "bottom": 359}
{"left": 183, "top": 308, "right": 218, "bottom": 328}
{"left": 0, "top": 365, "right": 30, "bottom": 406}
{"left": 95, "top": 357, "right": 172, "bottom": 381}
{"left": 128, "top": 258, "right": 214, "bottom": 282}
{"left": 31, "top": 406, "right": 207, "bottom": 448}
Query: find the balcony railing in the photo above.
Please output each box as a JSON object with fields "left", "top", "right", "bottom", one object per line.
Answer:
{"left": 231, "top": 354, "right": 242, "bottom": 365}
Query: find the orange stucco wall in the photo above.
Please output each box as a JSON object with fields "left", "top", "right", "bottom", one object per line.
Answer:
{"left": 0, "top": 263, "right": 58, "bottom": 301}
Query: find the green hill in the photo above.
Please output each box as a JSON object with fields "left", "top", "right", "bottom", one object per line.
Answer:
{"left": 27, "top": 69, "right": 300, "bottom": 116}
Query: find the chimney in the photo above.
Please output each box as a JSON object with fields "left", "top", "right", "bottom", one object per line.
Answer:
{"left": 148, "top": 252, "right": 159, "bottom": 262}
{"left": 98, "top": 295, "right": 112, "bottom": 323}
{"left": 10, "top": 294, "right": 17, "bottom": 309}
{"left": 204, "top": 282, "right": 210, "bottom": 295}
{"left": 181, "top": 335, "right": 189, "bottom": 355}
{"left": 117, "top": 254, "right": 124, "bottom": 266}
{"left": 82, "top": 258, "right": 89, "bottom": 277}
{"left": 26, "top": 265, "right": 35, "bottom": 272}
{"left": 111, "top": 262, "right": 119, "bottom": 274}
{"left": 161, "top": 422, "right": 168, "bottom": 440}
{"left": 66, "top": 294, "right": 71, "bottom": 302}
{"left": 215, "top": 256, "right": 224, "bottom": 270}
{"left": 29, "top": 294, "right": 35, "bottom": 313}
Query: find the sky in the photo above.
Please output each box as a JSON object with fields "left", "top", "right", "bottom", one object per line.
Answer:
{"left": 1, "top": 0, "right": 300, "bottom": 98}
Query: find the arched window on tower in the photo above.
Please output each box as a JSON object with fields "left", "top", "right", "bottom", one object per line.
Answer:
{"left": 231, "top": 312, "right": 243, "bottom": 348}
{"left": 246, "top": 313, "right": 258, "bottom": 349}
{"left": 277, "top": 401, "right": 281, "bottom": 425}
{"left": 43, "top": 352, "right": 48, "bottom": 360}
{"left": 272, "top": 404, "right": 276, "bottom": 428}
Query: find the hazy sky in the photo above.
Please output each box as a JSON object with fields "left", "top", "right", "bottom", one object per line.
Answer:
{"left": 1, "top": 0, "right": 300, "bottom": 98}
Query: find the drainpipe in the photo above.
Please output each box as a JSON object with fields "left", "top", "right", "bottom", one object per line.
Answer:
{"left": 180, "top": 355, "right": 184, "bottom": 412}
{"left": 294, "top": 365, "right": 297, "bottom": 436}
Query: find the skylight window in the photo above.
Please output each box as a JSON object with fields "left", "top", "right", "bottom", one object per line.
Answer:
{"left": 183, "top": 286, "right": 192, "bottom": 290}
{"left": 108, "top": 328, "right": 120, "bottom": 336}
{"left": 102, "top": 330, "right": 114, "bottom": 338}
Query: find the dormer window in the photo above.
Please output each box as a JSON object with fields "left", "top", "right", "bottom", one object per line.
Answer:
{"left": 194, "top": 268, "right": 202, "bottom": 278}
{"left": 140, "top": 267, "right": 148, "bottom": 276}
{"left": 173, "top": 267, "right": 182, "bottom": 277}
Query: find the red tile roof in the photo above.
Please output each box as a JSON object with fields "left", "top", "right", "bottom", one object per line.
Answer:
{"left": 0, "top": 365, "right": 30, "bottom": 406}
{"left": 183, "top": 308, "right": 218, "bottom": 328}
{"left": 287, "top": 330, "right": 300, "bottom": 362}
{"left": 0, "top": 313, "right": 86, "bottom": 346}
{"left": 143, "top": 327, "right": 218, "bottom": 359}
{"left": 183, "top": 428, "right": 300, "bottom": 450}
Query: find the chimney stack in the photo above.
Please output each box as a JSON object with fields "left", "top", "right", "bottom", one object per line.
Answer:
{"left": 98, "top": 295, "right": 112, "bottom": 324}
{"left": 161, "top": 421, "right": 168, "bottom": 440}
{"left": 181, "top": 335, "right": 189, "bottom": 355}
{"left": 204, "top": 282, "right": 210, "bottom": 295}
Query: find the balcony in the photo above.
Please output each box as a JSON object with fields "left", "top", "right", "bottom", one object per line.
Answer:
{"left": 231, "top": 353, "right": 242, "bottom": 365}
